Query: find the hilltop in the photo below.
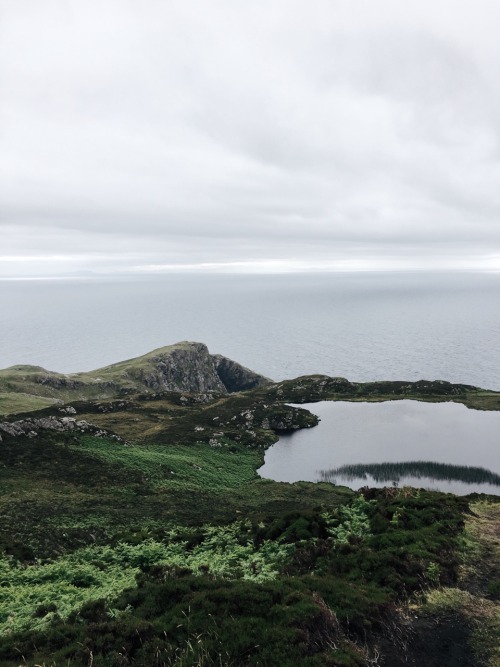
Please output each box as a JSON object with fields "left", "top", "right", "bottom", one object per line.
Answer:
{"left": 0, "top": 342, "right": 270, "bottom": 415}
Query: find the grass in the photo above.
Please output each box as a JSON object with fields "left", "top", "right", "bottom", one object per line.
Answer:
{"left": 0, "top": 487, "right": 469, "bottom": 666}
{"left": 74, "top": 436, "right": 262, "bottom": 492}
{"left": 1, "top": 352, "right": 499, "bottom": 666}
{"left": 411, "top": 499, "right": 500, "bottom": 667}
{"left": 0, "top": 421, "right": 352, "bottom": 561}
{"left": 0, "top": 392, "right": 60, "bottom": 415}
{"left": 79, "top": 342, "right": 195, "bottom": 381}
{"left": 0, "top": 550, "right": 138, "bottom": 636}
{"left": 419, "top": 587, "right": 500, "bottom": 666}
{"left": 261, "top": 375, "right": 500, "bottom": 412}
{"left": 460, "top": 501, "right": 500, "bottom": 590}
{"left": 0, "top": 342, "right": 217, "bottom": 406}
{"left": 0, "top": 519, "right": 296, "bottom": 636}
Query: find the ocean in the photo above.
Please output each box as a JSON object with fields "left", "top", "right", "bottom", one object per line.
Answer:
{"left": 1, "top": 271, "right": 499, "bottom": 390}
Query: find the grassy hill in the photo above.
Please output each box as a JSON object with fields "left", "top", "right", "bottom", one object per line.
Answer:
{"left": 0, "top": 342, "right": 270, "bottom": 414}
{"left": 0, "top": 348, "right": 499, "bottom": 665}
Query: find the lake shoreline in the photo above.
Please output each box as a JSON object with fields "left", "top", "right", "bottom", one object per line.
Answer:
{"left": 258, "top": 399, "right": 500, "bottom": 496}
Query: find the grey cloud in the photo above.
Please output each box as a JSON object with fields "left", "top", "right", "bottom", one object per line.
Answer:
{"left": 1, "top": 0, "right": 500, "bottom": 277}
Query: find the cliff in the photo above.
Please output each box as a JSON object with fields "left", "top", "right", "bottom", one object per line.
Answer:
{"left": 0, "top": 342, "right": 271, "bottom": 414}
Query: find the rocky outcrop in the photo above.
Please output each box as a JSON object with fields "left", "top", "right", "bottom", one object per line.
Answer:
{"left": 36, "top": 375, "right": 86, "bottom": 390}
{"left": 133, "top": 343, "right": 271, "bottom": 394}
{"left": 212, "top": 354, "right": 271, "bottom": 392}
{"left": 0, "top": 416, "right": 123, "bottom": 442}
{"left": 264, "top": 376, "right": 479, "bottom": 404}
{"left": 0, "top": 342, "right": 272, "bottom": 411}
{"left": 130, "top": 343, "right": 227, "bottom": 394}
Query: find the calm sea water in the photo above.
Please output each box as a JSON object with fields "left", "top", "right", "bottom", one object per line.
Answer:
{"left": 258, "top": 401, "right": 500, "bottom": 495}
{"left": 0, "top": 271, "right": 499, "bottom": 390}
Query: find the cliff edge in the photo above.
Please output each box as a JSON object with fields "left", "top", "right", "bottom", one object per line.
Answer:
{"left": 0, "top": 342, "right": 271, "bottom": 413}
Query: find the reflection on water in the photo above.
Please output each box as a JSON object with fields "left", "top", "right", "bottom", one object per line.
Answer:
{"left": 258, "top": 400, "right": 500, "bottom": 495}
{"left": 319, "top": 461, "right": 500, "bottom": 488}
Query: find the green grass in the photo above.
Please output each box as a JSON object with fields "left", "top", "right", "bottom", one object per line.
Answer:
{"left": 0, "top": 424, "right": 352, "bottom": 562}
{"left": 1, "top": 357, "right": 499, "bottom": 666}
{"left": 79, "top": 342, "right": 194, "bottom": 381}
{"left": 74, "top": 436, "right": 262, "bottom": 492}
{"left": 0, "top": 520, "right": 295, "bottom": 637}
{"left": 411, "top": 499, "right": 500, "bottom": 667}
{"left": 0, "top": 392, "right": 60, "bottom": 415}
{"left": 0, "top": 489, "right": 470, "bottom": 666}
{"left": 261, "top": 375, "right": 500, "bottom": 411}
{"left": 419, "top": 587, "right": 500, "bottom": 666}
{"left": 0, "top": 342, "right": 204, "bottom": 405}
{"left": 0, "top": 551, "right": 138, "bottom": 636}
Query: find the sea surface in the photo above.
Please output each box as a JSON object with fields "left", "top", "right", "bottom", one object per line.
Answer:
{"left": 258, "top": 401, "right": 500, "bottom": 495}
{"left": 1, "top": 271, "right": 499, "bottom": 390}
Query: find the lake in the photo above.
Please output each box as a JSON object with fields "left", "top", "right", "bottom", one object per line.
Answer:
{"left": 258, "top": 400, "right": 500, "bottom": 495}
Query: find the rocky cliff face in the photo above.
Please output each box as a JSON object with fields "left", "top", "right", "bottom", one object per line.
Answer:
{"left": 132, "top": 343, "right": 227, "bottom": 393}
{"left": 124, "top": 343, "right": 270, "bottom": 394}
{"left": 0, "top": 342, "right": 272, "bottom": 411}
{"left": 212, "top": 354, "right": 271, "bottom": 392}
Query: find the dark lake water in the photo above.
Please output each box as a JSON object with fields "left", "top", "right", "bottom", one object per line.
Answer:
{"left": 258, "top": 401, "right": 500, "bottom": 495}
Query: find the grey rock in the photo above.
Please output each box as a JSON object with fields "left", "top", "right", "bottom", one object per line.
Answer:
{"left": 0, "top": 416, "right": 125, "bottom": 443}
{"left": 133, "top": 343, "right": 227, "bottom": 394}
{"left": 212, "top": 354, "right": 271, "bottom": 392}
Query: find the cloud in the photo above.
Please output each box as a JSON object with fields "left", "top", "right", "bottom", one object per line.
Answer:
{"left": 1, "top": 0, "right": 500, "bottom": 277}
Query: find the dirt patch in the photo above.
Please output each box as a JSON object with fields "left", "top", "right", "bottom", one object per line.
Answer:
{"left": 380, "top": 612, "right": 476, "bottom": 667}
{"left": 461, "top": 501, "right": 500, "bottom": 598}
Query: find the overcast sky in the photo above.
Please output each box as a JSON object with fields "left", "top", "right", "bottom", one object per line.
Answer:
{"left": 2, "top": 0, "right": 500, "bottom": 278}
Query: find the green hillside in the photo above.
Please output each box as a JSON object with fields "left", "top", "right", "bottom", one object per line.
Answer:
{"left": 0, "top": 342, "right": 270, "bottom": 413}
{"left": 0, "top": 349, "right": 499, "bottom": 666}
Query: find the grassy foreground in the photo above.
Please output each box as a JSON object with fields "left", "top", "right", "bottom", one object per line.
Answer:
{"left": 0, "top": 381, "right": 499, "bottom": 665}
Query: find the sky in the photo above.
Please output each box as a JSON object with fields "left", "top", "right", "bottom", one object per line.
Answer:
{"left": 2, "top": 0, "right": 500, "bottom": 278}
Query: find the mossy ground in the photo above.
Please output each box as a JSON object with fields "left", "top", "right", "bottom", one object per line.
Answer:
{"left": 0, "top": 382, "right": 499, "bottom": 666}
{"left": 0, "top": 392, "right": 60, "bottom": 415}
{"left": 406, "top": 500, "right": 500, "bottom": 667}
{"left": 0, "top": 479, "right": 471, "bottom": 666}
